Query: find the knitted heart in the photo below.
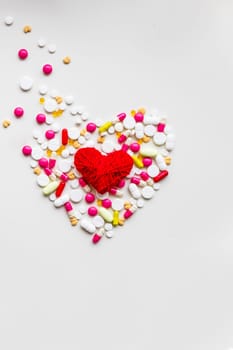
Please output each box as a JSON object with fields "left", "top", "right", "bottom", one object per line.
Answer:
{"left": 74, "top": 148, "right": 134, "bottom": 194}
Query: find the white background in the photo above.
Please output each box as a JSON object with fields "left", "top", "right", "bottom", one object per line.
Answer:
{"left": 0, "top": 0, "right": 233, "bottom": 349}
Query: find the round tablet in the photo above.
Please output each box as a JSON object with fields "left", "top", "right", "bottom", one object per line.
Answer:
{"left": 44, "top": 98, "right": 57, "bottom": 113}
{"left": 141, "top": 186, "right": 154, "bottom": 199}
{"left": 147, "top": 164, "right": 159, "bottom": 178}
{"left": 38, "top": 38, "right": 46, "bottom": 48}
{"left": 61, "top": 149, "right": 69, "bottom": 158}
{"left": 101, "top": 141, "right": 114, "bottom": 153}
{"left": 123, "top": 116, "right": 136, "bottom": 129}
{"left": 108, "top": 126, "right": 115, "bottom": 134}
{"left": 45, "top": 116, "right": 53, "bottom": 125}
{"left": 31, "top": 147, "right": 43, "bottom": 160}
{"left": 36, "top": 174, "right": 50, "bottom": 187}
{"left": 48, "top": 139, "right": 60, "bottom": 151}
{"left": 58, "top": 159, "right": 72, "bottom": 173}
{"left": 48, "top": 44, "right": 56, "bottom": 53}
{"left": 39, "top": 85, "right": 48, "bottom": 95}
{"left": 112, "top": 198, "right": 124, "bottom": 211}
{"left": 70, "top": 189, "right": 83, "bottom": 203}
{"left": 153, "top": 132, "right": 166, "bottom": 146}
{"left": 144, "top": 125, "right": 156, "bottom": 137}
{"left": 78, "top": 136, "right": 86, "bottom": 145}
{"left": 70, "top": 106, "right": 79, "bottom": 115}
{"left": 104, "top": 223, "right": 113, "bottom": 231}
{"left": 105, "top": 230, "right": 114, "bottom": 238}
{"left": 70, "top": 179, "right": 79, "bottom": 189}
{"left": 78, "top": 204, "right": 87, "bottom": 214}
{"left": 114, "top": 122, "right": 123, "bottom": 132}
{"left": 19, "top": 76, "right": 33, "bottom": 91}
{"left": 51, "top": 122, "right": 61, "bottom": 133}
{"left": 153, "top": 183, "right": 160, "bottom": 191}
{"left": 92, "top": 215, "right": 105, "bottom": 228}
{"left": 137, "top": 198, "right": 145, "bottom": 208}
{"left": 49, "top": 193, "right": 56, "bottom": 201}
{"left": 64, "top": 95, "right": 74, "bottom": 105}
{"left": 68, "top": 127, "right": 79, "bottom": 140}
{"left": 5, "top": 16, "right": 14, "bottom": 25}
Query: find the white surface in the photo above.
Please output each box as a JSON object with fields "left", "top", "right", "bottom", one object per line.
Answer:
{"left": 0, "top": 0, "right": 233, "bottom": 349}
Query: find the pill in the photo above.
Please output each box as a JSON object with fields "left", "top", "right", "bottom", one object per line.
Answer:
{"left": 80, "top": 219, "right": 96, "bottom": 234}
{"left": 14, "top": 106, "right": 24, "bottom": 118}
{"left": 64, "top": 95, "right": 74, "bottom": 105}
{"left": 23, "top": 25, "right": 32, "bottom": 33}
{"left": 131, "top": 155, "right": 144, "bottom": 168}
{"left": 113, "top": 210, "right": 119, "bottom": 226}
{"left": 112, "top": 198, "right": 124, "bottom": 211}
{"left": 130, "top": 142, "right": 140, "bottom": 153}
{"left": 63, "top": 56, "right": 71, "bottom": 64}
{"left": 36, "top": 113, "right": 46, "bottom": 124}
{"left": 88, "top": 206, "right": 98, "bottom": 216}
{"left": 22, "top": 145, "right": 32, "bottom": 156}
{"left": 55, "top": 181, "right": 66, "bottom": 197}
{"left": 39, "top": 85, "right": 48, "bottom": 95}
{"left": 135, "top": 123, "right": 144, "bottom": 139}
{"left": 38, "top": 38, "right": 46, "bottom": 48}
{"left": 143, "top": 115, "right": 159, "bottom": 125}
{"left": 101, "top": 141, "right": 114, "bottom": 153}
{"left": 44, "top": 98, "right": 57, "bottom": 113}
{"left": 156, "top": 154, "right": 167, "bottom": 170}
{"left": 48, "top": 139, "right": 60, "bottom": 151}
{"left": 45, "top": 130, "right": 55, "bottom": 140}
{"left": 79, "top": 203, "right": 87, "bottom": 214}
{"left": 139, "top": 145, "right": 158, "bottom": 158}
{"left": 165, "top": 134, "right": 175, "bottom": 151}
{"left": 54, "top": 194, "right": 70, "bottom": 207}
{"left": 153, "top": 170, "right": 169, "bottom": 182}
{"left": 153, "top": 183, "right": 161, "bottom": 191}
{"left": 42, "top": 181, "right": 59, "bottom": 195}
{"left": 86, "top": 122, "right": 96, "bottom": 133}
{"left": 61, "top": 149, "right": 69, "bottom": 158}
{"left": 144, "top": 125, "right": 156, "bottom": 137}
{"left": 92, "top": 230, "right": 104, "bottom": 244}
{"left": 98, "top": 207, "right": 113, "bottom": 223}
{"left": 157, "top": 122, "right": 166, "bottom": 132}
{"left": 48, "top": 44, "right": 56, "bottom": 53}
{"left": 99, "top": 121, "right": 112, "bottom": 133}
{"left": 105, "top": 230, "right": 114, "bottom": 238}
{"left": 5, "top": 16, "right": 14, "bottom": 25}
{"left": 38, "top": 158, "right": 49, "bottom": 168}
{"left": 58, "top": 159, "right": 72, "bottom": 173}
{"left": 62, "top": 128, "right": 68, "bottom": 145}
{"left": 43, "top": 64, "right": 53, "bottom": 75}
{"left": 102, "top": 199, "right": 112, "bottom": 208}
{"left": 18, "top": 49, "right": 28, "bottom": 60}
{"left": 147, "top": 164, "right": 160, "bottom": 177}
{"left": 128, "top": 183, "right": 141, "bottom": 199}
{"left": 123, "top": 116, "right": 136, "bottom": 130}
{"left": 114, "top": 122, "right": 123, "bottom": 132}
{"left": 141, "top": 186, "right": 154, "bottom": 199}
{"left": 136, "top": 198, "right": 145, "bottom": 208}
{"left": 36, "top": 174, "right": 50, "bottom": 187}
{"left": 85, "top": 192, "right": 95, "bottom": 203}
{"left": 153, "top": 132, "right": 166, "bottom": 146}
{"left": 134, "top": 112, "right": 144, "bottom": 122}
{"left": 92, "top": 215, "right": 105, "bottom": 228}
{"left": 31, "top": 147, "right": 43, "bottom": 160}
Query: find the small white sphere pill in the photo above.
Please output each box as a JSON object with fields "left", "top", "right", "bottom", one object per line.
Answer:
{"left": 141, "top": 186, "right": 154, "bottom": 199}
{"left": 112, "top": 198, "right": 124, "bottom": 211}
{"left": 48, "top": 139, "right": 60, "bottom": 151}
{"left": 92, "top": 215, "right": 105, "bottom": 228}
{"left": 81, "top": 112, "right": 89, "bottom": 121}
{"left": 123, "top": 116, "right": 136, "bottom": 129}
{"left": 153, "top": 183, "right": 160, "bottom": 191}
{"left": 144, "top": 124, "right": 156, "bottom": 137}
{"left": 39, "top": 84, "right": 48, "bottom": 95}
{"left": 58, "top": 159, "right": 72, "bottom": 173}
{"left": 51, "top": 122, "right": 61, "bottom": 133}
{"left": 70, "top": 179, "right": 79, "bottom": 189}
{"left": 79, "top": 203, "right": 87, "bottom": 214}
{"left": 5, "top": 16, "right": 14, "bottom": 25}
{"left": 61, "top": 149, "right": 70, "bottom": 158}
{"left": 54, "top": 194, "right": 70, "bottom": 208}
{"left": 68, "top": 127, "right": 79, "bottom": 140}
{"left": 30, "top": 160, "right": 38, "bottom": 168}
{"left": 70, "top": 189, "right": 83, "bottom": 203}
{"left": 147, "top": 164, "right": 160, "bottom": 178}
{"left": 44, "top": 98, "right": 57, "bottom": 113}
{"left": 137, "top": 198, "right": 145, "bottom": 208}
{"left": 153, "top": 132, "right": 166, "bottom": 146}
{"left": 38, "top": 38, "right": 46, "bottom": 48}
{"left": 48, "top": 44, "right": 56, "bottom": 53}
{"left": 64, "top": 95, "right": 74, "bottom": 105}
{"left": 68, "top": 146, "right": 76, "bottom": 155}
{"left": 105, "top": 223, "right": 113, "bottom": 231}
{"left": 105, "top": 230, "right": 114, "bottom": 238}
{"left": 31, "top": 147, "right": 43, "bottom": 160}
{"left": 114, "top": 122, "right": 123, "bottom": 132}
{"left": 41, "top": 142, "right": 48, "bottom": 150}
{"left": 45, "top": 116, "right": 53, "bottom": 125}
{"left": 19, "top": 76, "right": 33, "bottom": 91}
{"left": 36, "top": 174, "right": 50, "bottom": 187}
{"left": 101, "top": 141, "right": 114, "bottom": 154}
{"left": 49, "top": 193, "right": 56, "bottom": 201}
{"left": 78, "top": 136, "right": 86, "bottom": 145}
{"left": 80, "top": 219, "right": 96, "bottom": 234}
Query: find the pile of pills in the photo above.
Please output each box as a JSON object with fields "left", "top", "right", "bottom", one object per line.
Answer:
{"left": 2, "top": 15, "right": 175, "bottom": 244}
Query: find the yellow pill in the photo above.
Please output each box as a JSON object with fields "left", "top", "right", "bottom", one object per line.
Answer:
{"left": 113, "top": 211, "right": 119, "bottom": 226}
{"left": 73, "top": 141, "right": 80, "bottom": 149}
{"left": 97, "top": 136, "right": 105, "bottom": 144}
{"left": 80, "top": 129, "right": 86, "bottom": 136}
{"left": 55, "top": 96, "right": 63, "bottom": 104}
{"left": 138, "top": 107, "right": 146, "bottom": 114}
{"left": 42, "top": 181, "right": 59, "bottom": 196}
{"left": 97, "top": 199, "right": 102, "bottom": 206}
{"left": 2, "top": 120, "right": 11, "bottom": 128}
{"left": 39, "top": 97, "right": 45, "bottom": 104}
{"left": 98, "top": 121, "right": 112, "bottom": 133}
{"left": 98, "top": 207, "right": 113, "bottom": 223}
{"left": 132, "top": 155, "right": 144, "bottom": 168}
{"left": 67, "top": 171, "right": 76, "bottom": 180}
{"left": 142, "top": 135, "right": 151, "bottom": 143}
{"left": 118, "top": 217, "right": 125, "bottom": 226}
{"left": 63, "top": 56, "right": 71, "bottom": 64}
{"left": 33, "top": 167, "right": 41, "bottom": 175}
{"left": 23, "top": 25, "right": 32, "bottom": 33}
{"left": 165, "top": 156, "right": 172, "bottom": 165}
{"left": 46, "top": 150, "right": 52, "bottom": 157}
{"left": 130, "top": 110, "right": 136, "bottom": 117}
{"left": 124, "top": 201, "right": 132, "bottom": 210}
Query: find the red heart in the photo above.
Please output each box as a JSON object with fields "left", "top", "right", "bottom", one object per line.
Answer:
{"left": 74, "top": 147, "right": 134, "bottom": 194}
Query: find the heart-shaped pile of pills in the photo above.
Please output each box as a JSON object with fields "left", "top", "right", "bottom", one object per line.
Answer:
{"left": 2, "top": 15, "right": 175, "bottom": 244}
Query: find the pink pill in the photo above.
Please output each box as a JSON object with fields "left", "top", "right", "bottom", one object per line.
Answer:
{"left": 117, "top": 112, "right": 126, "bottom": 121}
{"left": 134, "top": 112, "right": 144, "bottom": 122}
{"left": 130, "top": 142, "right": 140, "bottom": 153}
{"left": 45, "top": 130, "right": 55, "bottom": 140}
{"left": 140, "top": 171, "right": 149, "bottom": 181}
{"left": 102, "top": 198, "right": 112, "bottom": 208}
{"left": 18, "top": 48, "right": 28, "bottom": 60}
{"left": 22, "top": 145, "right": 32, "bottom": 156}
{"left": 117, "top": 179, "right": 125, "bottom": 188}
{"left": 86, "top": 122, "right": 97, "bottom": 133}
{"left": 14, "top": 107, "right": 24, "bottom": 118}
{"left": 38, "top": 157, "right": 49, "bottom": 168}
{"left": 88, "top": 206, "right": 98, "bottom": 216}
{"left": 157, "top": 123, "right": 166, "bottom": 132}
{"left": 36, "top": 113, "right": 46, "bottom": 124}
{"left": 142, "top": 157, "right": 153, "bottom": 167}
{"left": 42, "top": 64, "right": 53, "bottom": 75}
{"left": 85, "top": 192, "right": 95, "bottom": 203}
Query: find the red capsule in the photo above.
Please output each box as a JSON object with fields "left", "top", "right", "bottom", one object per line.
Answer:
{"left": 55, "top": 181, "right": 66, "bottom": 197}
{"left": 153, "top": 170, "right": 168, "bottom": 182}
{"left": 62, "top": 128, "right": 69, "bottom": 145}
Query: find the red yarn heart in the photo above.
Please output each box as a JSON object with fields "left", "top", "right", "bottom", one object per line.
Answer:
{"left": 74, "top": 147, "right": 134, "bottom": 194}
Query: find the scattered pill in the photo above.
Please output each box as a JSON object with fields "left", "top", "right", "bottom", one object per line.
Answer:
{"left": 38, "top": 38, "right": 46, "bottom": 48}
{"left": 18, "top": 49, "right": 28, "bottom": 60}
{"left": 19, "top": 76, "right": 33, "bottom": 91}
{"left": 63, "top": 56, "right": 71, "bottom": 64}
{"left": 42, "top": 64, "right": 53, "bottom": 75}
{"left": 14, "top": 106, "right": 24, "bottom": 118}
{"left": 22, "top": 145, "right": 32, "bottom": 156}
{"left": 5, "top": 16, "right": 14, "bottom": 25}
{"left": 48, "top": 44, "right": 56, "bottom": 54}
{"left": 23, "top": 25, "right": 32, "bottom": 33}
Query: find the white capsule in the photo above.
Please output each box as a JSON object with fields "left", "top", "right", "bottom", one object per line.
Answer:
{"left": 54, "top": 194, "right": 70, "bottom": 208}
{"left": 128, "top": 183, "right": 141, "bottom": 199}
{"left": 165, "top": 133, "right": 175, "bottom": 151}
{"left": 80, "top": 219, "right": 96, "bottom": 234}
{"left": 156, "top": 154, "right": 167, "bottom": 170}
{"left": 19, "top": 76, "right": 33, "bottom": 91}
{"left": 135, "top": 123, "right": 144, "bottom": 139}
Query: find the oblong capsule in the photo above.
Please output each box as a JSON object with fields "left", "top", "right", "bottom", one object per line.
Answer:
{"left": 54, "top": 194, "right": 70, "bottom": 208}
{"left": 98, "top": 207, "right": 113, "bottom": 223}
{"left": 139, "top": 145, "right": 158, "bottom": 158}
{"left": 128, "top": 183, "right": 141, "bottom": 199}
{"left": 153, "top": 170, "right": 169, "bottom": 182}
{"left": 42, "top": 181, "right": 59, "bottom": 195}
{"left": 80, "top": 219, "right": 96, "bottom": 234}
